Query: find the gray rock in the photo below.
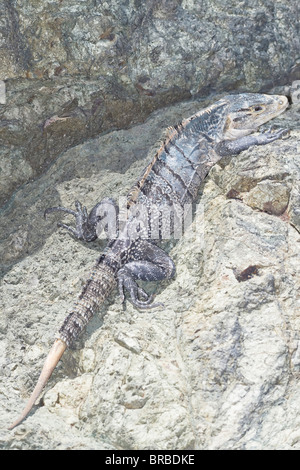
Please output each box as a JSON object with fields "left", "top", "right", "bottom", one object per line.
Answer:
{"left": 1, "top": 0, "right": 299, "bottom": 205}
{"left": 1, "top": 96, "right": 299, "bottom": 450}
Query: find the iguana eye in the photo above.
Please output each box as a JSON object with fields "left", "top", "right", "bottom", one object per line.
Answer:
{"left": 254, "top": 106, "right": 262, "bottom": 112}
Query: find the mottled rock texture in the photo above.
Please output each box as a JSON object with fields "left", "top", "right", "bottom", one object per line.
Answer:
{"left": 0, "top": 0, "right": 299, "bottom": 206}
{"left": 1, "top": 0, "right": 300, "bottom": 450}
{"left": 1, "top": 94, "right": 299, "bottom": 449}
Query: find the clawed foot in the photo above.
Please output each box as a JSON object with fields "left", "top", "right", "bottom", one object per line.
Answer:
{"left": 259, "top": 127, "right": 290, "bottom": 143}
{"left": 117, "top": 268, "right": 163, "bottom": 310}
{"left": 44, "top": 201, "right": 96, "bottom": 241}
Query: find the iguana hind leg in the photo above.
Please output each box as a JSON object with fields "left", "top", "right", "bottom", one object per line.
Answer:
{"left": 117, "top": 240, "right": 176, "bottom": 309}
{"left": 44, "top": 198, "right": 119, "bottom": 242}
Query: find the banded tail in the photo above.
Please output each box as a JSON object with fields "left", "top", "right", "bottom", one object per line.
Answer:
{"left": 9, "top": 262, "right": 116, "bottom": 429}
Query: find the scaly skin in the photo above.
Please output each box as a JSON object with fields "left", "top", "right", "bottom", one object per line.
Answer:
{"left": 9, "top": 93, "right": 289, "bottom": 430}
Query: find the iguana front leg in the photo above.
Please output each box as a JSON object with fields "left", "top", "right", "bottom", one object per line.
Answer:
{"left": 45, "top": 198, "right": 119, "bottom": 242}
{"left": 215, "top": 127, "right": 289, "bottom": 156}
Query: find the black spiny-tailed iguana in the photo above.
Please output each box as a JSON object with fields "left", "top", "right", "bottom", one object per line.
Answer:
{"left": 9, "top": 93, "right": 289, "bottom": 429}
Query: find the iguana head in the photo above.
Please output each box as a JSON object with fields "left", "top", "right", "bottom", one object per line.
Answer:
{"left": 222, "top": 93, "right": 288, "bottom": 140}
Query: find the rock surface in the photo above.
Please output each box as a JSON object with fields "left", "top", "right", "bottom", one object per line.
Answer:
{"left": 0, "top": 0, "right": 299, "bottom": 206}
{"left": 0, "top": 95, "right": 299, "bottom": 450}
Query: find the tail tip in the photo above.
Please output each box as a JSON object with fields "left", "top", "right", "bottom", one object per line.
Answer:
{"left": 8, "top": 338, "right": 67, "bottom": 431}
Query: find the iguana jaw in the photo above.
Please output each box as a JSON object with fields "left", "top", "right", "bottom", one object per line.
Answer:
{"left": 223, "top": 94, "right": 288, "bottom": 140}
